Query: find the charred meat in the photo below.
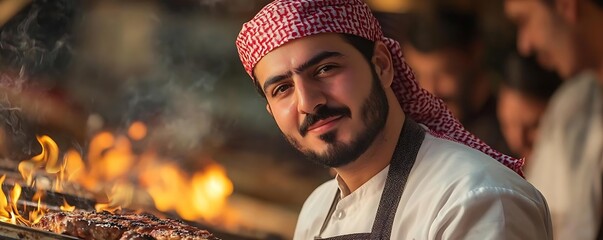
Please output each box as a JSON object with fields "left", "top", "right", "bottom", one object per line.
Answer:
{"left": 32, "top": 210, "right": 220, "bottom": 240}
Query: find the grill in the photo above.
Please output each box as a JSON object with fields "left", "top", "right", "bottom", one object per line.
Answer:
{"left": 0, "top": 163, "right": 275, "bottom": 240}
{"left": 0, "top": 221, "right": 78, "bottom": 240}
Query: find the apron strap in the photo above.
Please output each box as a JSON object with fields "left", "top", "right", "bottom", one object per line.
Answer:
{"left": 369, "top": 118, "right": 425, "bottom": 239}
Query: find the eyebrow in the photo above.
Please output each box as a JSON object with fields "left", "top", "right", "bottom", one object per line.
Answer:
{"left": 262, "top": 51, "right": 344, "bottom": 94}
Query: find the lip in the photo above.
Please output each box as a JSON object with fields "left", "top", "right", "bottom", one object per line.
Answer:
{"left": 306, "top": 115, "right": 343, "bottom": 134}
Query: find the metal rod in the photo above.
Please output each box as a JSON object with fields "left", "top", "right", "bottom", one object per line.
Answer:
{"left": 1, "top": 184, "right": 96, "bottom": 211}
{"left": 0, "top": 221, "right": 79, "bottom": 240}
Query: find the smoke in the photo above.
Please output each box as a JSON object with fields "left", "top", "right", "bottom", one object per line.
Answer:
{"left": 62, "top": 3, "right": 237, "bottom": 158}
{"left": 119, "top": 71, "right": 220, "bottom": 155}
{"left": 0, "top": 0, "right": 79, "bottom": 160}
{"left": 0, "top": 0, "right": 246, "bottom": 161}
{"left": 0, "top": 0, "right": 78, "bottom": 81}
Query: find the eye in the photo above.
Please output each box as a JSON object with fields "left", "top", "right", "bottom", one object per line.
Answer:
{"left": 315, "top": 64, "right": 338, "bottom": 77}
{"left": 271, "top": 83, "right": 292, "bottom": 97}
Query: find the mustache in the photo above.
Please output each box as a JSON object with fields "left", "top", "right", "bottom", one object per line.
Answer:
{"left": 299, "top": 105, "right": 351, "bottom": 136}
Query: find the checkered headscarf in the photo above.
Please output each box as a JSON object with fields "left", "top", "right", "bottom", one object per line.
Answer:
{"left": 235, "top": 0, "right": 523, "bottom": 176}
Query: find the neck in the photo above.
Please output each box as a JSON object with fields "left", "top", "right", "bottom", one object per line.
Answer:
{"left": 333, "top": 94, "right": 405, "bottom": 196}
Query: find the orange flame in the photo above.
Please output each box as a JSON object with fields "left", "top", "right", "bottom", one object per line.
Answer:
{"left": 63, "top": 150, "right": 84, "bottom": 182}
{"left": 0, "top": 176, "right": 42, "bottom": 226}
{"left": 7, "top": 121, "right": 234, "bottom": 228}
{"left": 60, "top": 199, "right": 75, "bottom": 212}
{"left": 29, "top": 197, "right": 44, "bottom": 225}
{"left": 0, "top": 175, "right": 11, "bottom": 221}
{"left": 140, "top": 162, "right": 233, "bottom": 221}
{"left": 17, "top": 135, "right": 62, "bottom": 187}
{"left": 128, "top": 121, "right": 147, "bottom": 141}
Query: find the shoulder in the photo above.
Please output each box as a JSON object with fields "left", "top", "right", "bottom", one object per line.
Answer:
{"left": 545, "top": 71, "right": 601, "bottom": 119}
{"left": 395, "top": 133, "right": 551, "bottom": 238}
{"left": 411, "top": 133, "right": 545, "bottom": 205}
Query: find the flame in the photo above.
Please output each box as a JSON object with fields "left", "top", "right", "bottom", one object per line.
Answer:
{"left": 94, "top": 203, "right": 121, "bottom": 213}
{"left": 63, "top": 150, "right": 84, "bottom": 182}
{"left": 0, "top": 176, "right": 41, "bottom": 226}
{"left": 29, "top": 197, "right": 44, "bottom": 225}
{"left": 140, "top": 162, "right": 233, "bottom": 221}
{"left": 18, "top": 135, "right": 61, "bottom": 186}
{"left": 128, "top": 121, "right": 147, "bottom": 141}
{"left": 0, "top": 175, "right": 11, "bottom": 220}
{"left": 6, "top": 121, "right": 234, "bottom": 228}
{"left": 60, "top": 199, "right": 75, "bottom": 212}
{"left": 191, "top": 165, "right": 233, "bottom": 220}
{"left": 94, "top": 182, "right": 133, "bottom": 213}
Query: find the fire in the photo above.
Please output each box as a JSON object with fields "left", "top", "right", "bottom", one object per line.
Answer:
{"left": 191, "top": 164, "right": 233, "bottom": 220}
{"left": 2, "top": 121, "right": 234, "bottom": 228}
{"left": 18, "top": 135, "right": 60, "bottom": 186}
{"left": 0, "top": 175, "right": 43, "bottom": 226}
{"left": 63, "top": 150, "right": 84, "bottom": 182}
{"left": 139, "top": 162, "right": 234, "bottom": 221}
{"left": 60, "top": 199, "right": 75, "bottom": 212}
{"left": 128, "top": 121, "right": 147, "bottom": 141}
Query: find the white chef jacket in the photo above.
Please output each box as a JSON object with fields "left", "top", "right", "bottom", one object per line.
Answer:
{"left": 525, "top": 72, "right": 603, "bottom": 240}
{"left": 294, "top": 130, "right": 552, "bottom": 240}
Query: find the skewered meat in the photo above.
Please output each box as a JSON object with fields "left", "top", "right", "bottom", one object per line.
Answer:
{"left": 32, "top": 210, "right": 220, "bottom": 240}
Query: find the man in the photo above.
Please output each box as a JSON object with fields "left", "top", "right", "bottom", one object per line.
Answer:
{"left": 505, "top": 0, "right": 603, "bottom": 238}
{"left": 554, "top": 0, "right": 603, "bottom": 83}
{"left": 404, "top": 9, "right": 511, "bottom": 155}
{"left": 237, "top": 0, "right": 552, "bottom": 239}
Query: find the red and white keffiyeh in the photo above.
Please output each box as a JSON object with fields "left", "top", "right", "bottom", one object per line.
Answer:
{"left": 235, "top": 0, "right": 524, "bottom": 176}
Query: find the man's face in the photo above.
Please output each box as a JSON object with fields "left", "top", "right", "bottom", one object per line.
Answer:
{"left": 505, "top": 0, "right": 579, "bottom": 78}
{"left": 497, "top": 86, "right": 547, "bottom": 159}
{"left": 254, "top": 33, "right": 388, "bottom": 168}
{"left": 404, "top": 45, "right": 473, "bottom": 119}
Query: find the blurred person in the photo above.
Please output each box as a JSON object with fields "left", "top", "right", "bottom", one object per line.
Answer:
{"left": 404, "top": 9, "right": 511, "bottom": 156}
{"left": 553, "top": 0, "right": 603, "bottom": 83}
{"left": 506, "top": 0, "right": 603, "bottom": 238}
{"left": 237, "top": 0, "right": 552, "bottom": 239}
{"left": 505, "top": 0, "right": 589, "bottom": 79}
{"left": 497, "top": 53, "right": 562, "bottom": 160}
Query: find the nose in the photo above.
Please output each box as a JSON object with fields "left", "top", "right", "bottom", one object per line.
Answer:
{"left": 295, "top": 78, "right": 326, "bottom": 115}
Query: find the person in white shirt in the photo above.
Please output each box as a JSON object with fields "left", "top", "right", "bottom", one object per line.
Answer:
{"left": 235, "top": 0, "right": 552, "bottom": 239}
{"left": 505, "top": 0, "right": 603, "bottom": 238}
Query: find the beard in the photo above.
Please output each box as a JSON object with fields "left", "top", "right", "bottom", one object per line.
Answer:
{"left": 285, "top": 69, "right": 389, "bottom": 168}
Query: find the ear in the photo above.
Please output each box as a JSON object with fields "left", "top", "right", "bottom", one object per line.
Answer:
{"left": 371, "top": 41, "right": 395, "bottom": 87}
{"left": 556, "top": 0, "right": 578, "bottom": 24}
{"left": 266, "top": 103, "right": 273, "bottom": 115}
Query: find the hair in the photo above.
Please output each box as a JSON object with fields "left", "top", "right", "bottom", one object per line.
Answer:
{"left": 406, "top": 8, "right": 478, "bottom": 53}
{"left": 503, "top": 53, "right": 562, "bottom": 101}
{"left": 0, "top": 0, "right": 79, "bottom": 79}
{"left": 252, "top": 34, "right": 375, "bottom": 98}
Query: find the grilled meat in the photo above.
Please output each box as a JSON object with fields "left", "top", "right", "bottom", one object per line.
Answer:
{"left": 32, "top": 210, "right": 220, "bottom": 240}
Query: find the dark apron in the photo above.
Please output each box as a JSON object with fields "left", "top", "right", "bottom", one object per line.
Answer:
{"left": 314, "top": 119, "right": 426, "bottom": 240}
